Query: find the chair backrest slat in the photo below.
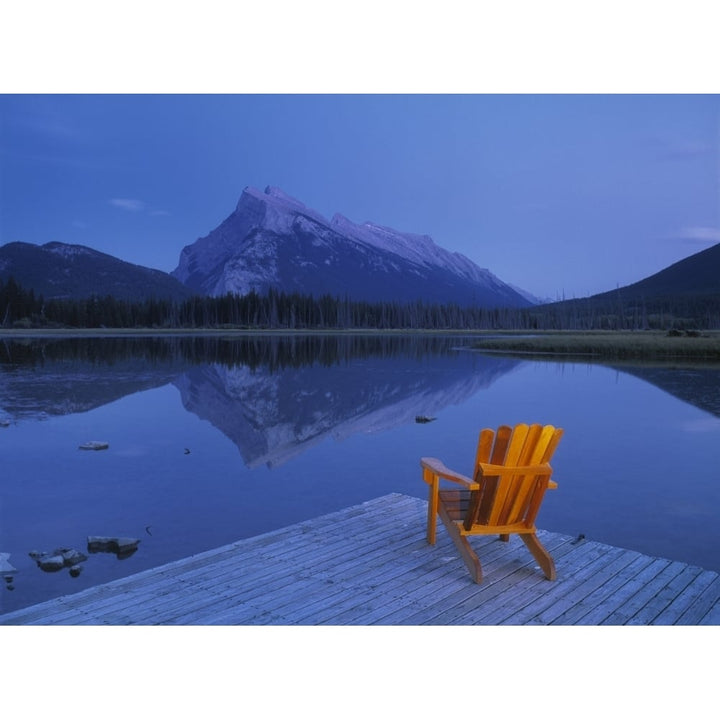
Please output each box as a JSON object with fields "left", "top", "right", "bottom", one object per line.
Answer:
{"left": 469, "top": 424, "right": 563, "bottom": 529}
{"left": 487, "top": 424, "right": 529, "bottom": 525}
{"left": 522, "top": 426, "right": 564, "bottom": 523}
{"left": 474, "top": 427, "right": 496, "bottom": 467}
{"left": 499, "top": 424, "right": 559, "bottom": 524}
{"left": 496, "top": 424, "right": 543, "bottom": 525}
{"left": 473, "top": 425, "right": 512, "bottom": 526}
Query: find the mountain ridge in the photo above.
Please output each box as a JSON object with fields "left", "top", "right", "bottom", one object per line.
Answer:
{"left": 172, "top": 185, "right": 532, "bottom": 308}
{"left": 4, "top": 187, "right": 718, "bottom": 319}
{"left": 588, "top": 241, "right": 720, "bottom": 302}
{"left": 531, "top": 240, "right": 720, "bottom": 328}
{"left": 0, "top": 241, "right": 191, "bottom": 302}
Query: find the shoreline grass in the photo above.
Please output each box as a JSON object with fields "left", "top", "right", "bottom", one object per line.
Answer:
{"left": 469, "top": 330, "right": 720, "bottom": 362}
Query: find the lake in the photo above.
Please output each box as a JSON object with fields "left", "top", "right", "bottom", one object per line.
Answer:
{"left": 1, "top": 332, "right": 719, "bottom": 615}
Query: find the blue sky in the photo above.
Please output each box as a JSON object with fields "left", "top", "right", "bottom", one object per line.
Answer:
{"left": 2, "top": 93, "right": 719, "bottom": 299}
{"left": 2, "top": 4, "right": 720, "bottom": 301}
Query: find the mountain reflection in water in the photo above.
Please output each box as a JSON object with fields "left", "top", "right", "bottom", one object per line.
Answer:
{"left": 0, "top": 335, "right": 521, "bottom": 459}
{"left": 174, "top": 350, "right": 520, "bottom": 468}
{"left": 4, "top": 334, "right": 718, "bottom": 429}
{"left": 2, "top": 333, "right": 720, "bottom": 616}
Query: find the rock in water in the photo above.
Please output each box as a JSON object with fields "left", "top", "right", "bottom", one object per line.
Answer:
{"left": 87, "top": 536, "right": 140, "bottom": 559}
{"left": 78, "top": 441, "right": 109, "bottom": 450}
{"left": 61, "top": 548, "right": 88, "bottom": 565}
{"left": 37, "top": 554, "right": 66, "bottom": 572}
{"left": 29, "top": 547, "right": 89, "bottom": 573}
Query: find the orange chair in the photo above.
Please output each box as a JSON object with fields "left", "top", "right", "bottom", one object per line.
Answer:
{"left": 421, "top": 423, "right": 564, "bottom": 583}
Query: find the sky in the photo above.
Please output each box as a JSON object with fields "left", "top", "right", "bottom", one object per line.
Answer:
{"left": 3, "top": 93, "right": 719, "bottom": 301}
{"left": 2, "top": 7, "right": 720, "bottom": 303}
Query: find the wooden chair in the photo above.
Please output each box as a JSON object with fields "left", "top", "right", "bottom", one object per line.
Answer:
{"left": 421, "top": 423, "right": 563, "bottom": 583}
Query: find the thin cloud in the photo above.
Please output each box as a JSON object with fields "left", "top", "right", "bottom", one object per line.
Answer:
{"left": 676, "top": 226, "right": 720, "bottom": 245}
{"left": 6, "top": 102, "right": 82, "bottom": 142}
{"left": 150, "top": 209, "right": 171, "bottom": 216}
{"left": 110, "top": 198, "right": 145, "bottom": 212}
{"left": 650, "top": 135, "right": 713, "bottom": 161}
{"left": 663, "top": 141, "right": 713, "bottom": 159}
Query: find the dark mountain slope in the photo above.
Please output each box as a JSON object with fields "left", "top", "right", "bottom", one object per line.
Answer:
{"left": 592, "top": 242, "right": 720, "bottom": 302}
{"left": 0, "top": 241, "right": 191, "bottom": 301}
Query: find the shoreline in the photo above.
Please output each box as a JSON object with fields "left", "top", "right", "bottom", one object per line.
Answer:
{"left": 468, "top": 330, "right": 720, "bottom": 363}
{"left": 0, "top": 327, "right": 515, "bottom": 338}
{"left": 3, "top": 327, "right": 720, "bottom": 363}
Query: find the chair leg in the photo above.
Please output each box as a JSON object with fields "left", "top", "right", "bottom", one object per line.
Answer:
{"left": 499, "top": 533, "right": 510, "bottom": 542}
{"left": 426, "top": 475, "right": 439, "bottom": 545}
{"left": 521, "top": 533, "right": 556, "bottom": 581}
{"left": 439, "top": 505, "right": 483, "bottom": 583}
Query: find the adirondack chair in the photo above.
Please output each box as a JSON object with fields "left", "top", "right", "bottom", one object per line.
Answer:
{"left": 421, "top": 423, "right": 563, "bottom": 583}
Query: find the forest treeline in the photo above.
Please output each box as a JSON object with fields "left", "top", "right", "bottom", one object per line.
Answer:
{"left": 2, "top": 275, "right": 720, "bottom": 331}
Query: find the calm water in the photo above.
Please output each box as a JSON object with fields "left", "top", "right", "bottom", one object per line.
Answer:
{"left": 1, "top": 333, "right": 720, "bottom": 614}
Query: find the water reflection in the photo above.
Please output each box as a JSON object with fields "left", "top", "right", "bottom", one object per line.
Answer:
{"left": 609, "top": 364, "right": 720, "bottom": 418}
{"left": 1, "top": 335, "right": 522, "bottom": 463}
{"left": 4, "top": 335, "right": 719, "bottom": 428}
{"left": 2, "top": 334, "right": 720, "bottom": 617}
{"left": 174, "top": 350, "right": 520, "bottom": 468}
{"left": 0, "top": 336, "right": 192, "bottom": 419}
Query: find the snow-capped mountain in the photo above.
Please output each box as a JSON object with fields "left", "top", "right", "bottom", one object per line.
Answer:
{"left": 172, "top": 186, "right": 533, "bottom": 307}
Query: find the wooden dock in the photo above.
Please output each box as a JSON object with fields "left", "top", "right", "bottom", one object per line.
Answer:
{"left": 1, "top": 493, "right": 719, "bottom": 625}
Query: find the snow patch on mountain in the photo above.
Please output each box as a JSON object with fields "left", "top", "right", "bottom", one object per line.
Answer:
{"left": 44, "top": 242, "right": 96, "bottom": 259}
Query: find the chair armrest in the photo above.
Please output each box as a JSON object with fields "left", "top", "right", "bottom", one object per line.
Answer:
{"left": 420, "top": 457, "right": 477, "bottom": 489}
{"left": 477, "top": 461, "right": 553, "bottom": 477}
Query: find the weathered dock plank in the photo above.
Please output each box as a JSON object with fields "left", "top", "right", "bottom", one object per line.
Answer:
{"left": 569, "top": 556, "right": 670, "bottom": 625}
{"left": 552, "top": 553, "right": 656, "bottom": 625}
{"left": 675, "top": 575, "right": 720, "bottom": 625}
{"left": 456, "top": 537, "right": 594, "bottom": 625}
{"left": 490, "top": 541, "right": 630, "bottom": 625}
{"left": 598, "top": 559, "right": 688, "bottom": 625}
{"left": 626, "top": 565, "right": 705, "bottom": 625}
{"left": 1, "top": 493, "right": 718, "bottom": 626}
{"left": 393, "top": 533, "right": 576, "bottom": 626}
{"left": 651, "top": 567, "right": 720, "bottom": 625}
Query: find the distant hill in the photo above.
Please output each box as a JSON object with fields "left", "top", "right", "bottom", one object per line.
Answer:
{"left": 535, "top": 242, "right": 720, "bottom": 329}
{"left": 172, "top": 186, "right": 533, "bottom": 308}
{"left": 0, "top": 241, "right": 191, "bottom": 302}
{"left": 590, "top": 242, "right": 720, "bottom": 302}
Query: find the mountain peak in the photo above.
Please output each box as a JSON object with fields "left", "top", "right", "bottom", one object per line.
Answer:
{"left": 173, "top": 186, "right": 532, "bottom": 307}
{"left": 237, "top": 185, "right": 311, "bottom": 213}
{"left": 263, "top": 186, "right": 306, "bottom": 208}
